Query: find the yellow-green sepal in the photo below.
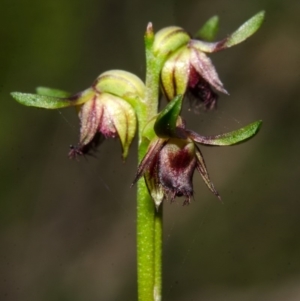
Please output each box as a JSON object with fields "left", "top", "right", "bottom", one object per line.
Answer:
{"left": 161, "top": 48, "right": 190, "bottom": 101}
{"left": 101, "top": 93, "right": 137, "bottom": 160}
{"left": 153, "top": 26, "right": 190, "bottom": 59}
{"left": 94, "top": 70, "right": 145, "bottom": 105}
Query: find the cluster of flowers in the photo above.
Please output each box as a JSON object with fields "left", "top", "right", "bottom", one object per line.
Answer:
{"left": 12, "top": 12, "right": 264, "bottom": 207}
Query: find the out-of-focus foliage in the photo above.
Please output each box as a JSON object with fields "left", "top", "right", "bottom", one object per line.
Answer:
{"left": 1, "top": 0, "right": 300, "bottom": 301}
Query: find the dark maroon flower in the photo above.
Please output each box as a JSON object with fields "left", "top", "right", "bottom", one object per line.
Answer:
{"left": 133, "top": 113, "right": 261, "bottom": 208}
{"left": 133, "top": 126, "right": 220, "bottom": 208}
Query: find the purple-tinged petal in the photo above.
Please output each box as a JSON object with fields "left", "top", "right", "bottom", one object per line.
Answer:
{"left": 188, "top": 67, "right": 219, "bottom": 110}
{"left": 190, "top": 48, "right": 228, "bottom": 95}
{"left": 100, "top": 93, "right": 137, "bottom": 159}
{"left": 194, "top": 145, "right": 221, "bottom": 200}
{"left": 132, "top": 138, "right": 167, "bottom": 185}
{"left": 144, "top": 150, "right": 165, "bottom": 209}
{"left": 79, "top": 95, "right": 103, "bottom": 146}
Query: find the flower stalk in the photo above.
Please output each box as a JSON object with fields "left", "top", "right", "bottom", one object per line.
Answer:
{"left": 136, "top": 22, "right": 163, "bottom": 301}
{"left": 11, "top": 10, "right": 265, "bottom": 301}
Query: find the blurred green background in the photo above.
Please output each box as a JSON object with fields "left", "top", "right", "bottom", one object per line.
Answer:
{"left": 1, "top": 0, "right": 300, "bottom": 300}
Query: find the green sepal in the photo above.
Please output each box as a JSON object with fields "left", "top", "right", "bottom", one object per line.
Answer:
{"left": 153, "top": 26, "right": 190, "bottom": 59}
{"left": 154, "top": 95, "right": 183, "bottom": 138}
{"left": 188, "top": 120, "right": 262, "bottom": 145}
{"left": 106, "top": 95, "right": 137, "bottom": 160}
{"left": 196, "top": 15, "right": 219, "bottom": 42}
{"left": 36, "top": 87, "right": 71, "bottom": 98}
{"left": 94, "top": 70, "right": 145, "bottom": 112}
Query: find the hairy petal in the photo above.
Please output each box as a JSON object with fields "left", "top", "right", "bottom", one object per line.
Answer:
{"left": 190, "top": 48, "right": 228, "bottom": 94}
{"left": 132, "top": 138, "right": 167, "bottom": 185}
{"left": 144, "top": 150, "right": 165, "bottom": 209}
{"left": 79, "top": 96, "right": 103, "bottom": 146}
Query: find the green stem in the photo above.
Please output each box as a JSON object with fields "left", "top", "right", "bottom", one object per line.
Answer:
{"left": 153, "top": 205, "right": 163, "bottom": 300}
{"left": 137, "top": 23, "right": 163, "bottom": 301}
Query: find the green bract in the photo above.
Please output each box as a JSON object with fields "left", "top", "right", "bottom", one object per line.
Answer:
{"left": 154, "top": 95, "right": 183, "bottom": 138}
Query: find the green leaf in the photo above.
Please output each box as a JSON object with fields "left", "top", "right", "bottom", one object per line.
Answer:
{"left": 225, "top": 11, "right": 265, "bottom": 48}
{"left": 154, "top": 95, "right": 183, "bottom": 138}
{"left": 195, "top": 15, "right": 219, "bottom": 42}
{"left": 188, "top": 120, "right": 262, "bottom": 145}
{"left": 36, "top": 86, "right": 72, "bottom": 98}
{"left": 11, "top": 92, "right": 74, "bottom": 109}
